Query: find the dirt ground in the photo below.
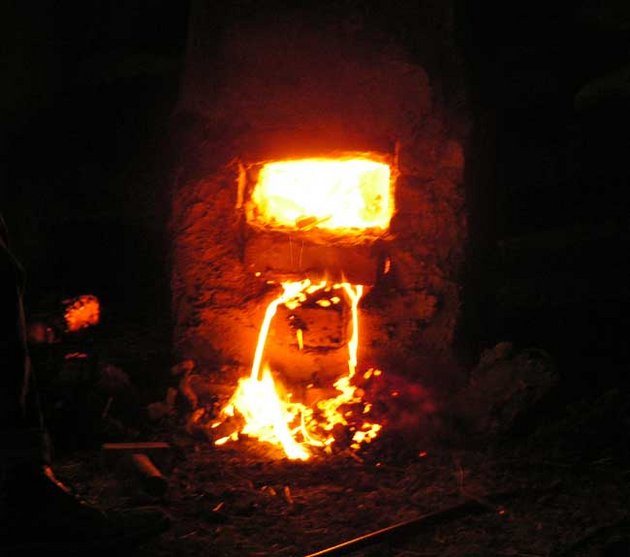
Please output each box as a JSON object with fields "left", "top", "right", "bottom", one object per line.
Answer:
{"left": 29, "top": 312, "right": 629, "bottom": 557}
{"left": 54, "top": 391, "right": 630, "bottom": 557}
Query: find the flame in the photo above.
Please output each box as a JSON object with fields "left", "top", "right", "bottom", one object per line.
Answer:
{"left": 249, "top": 157, "right": 393, "bottom": 232}
{"left": 215, "top": 280, "right": 382, "bottom": 460}
{"left": 63, "top": 294, "right": 100, "bottom": 332}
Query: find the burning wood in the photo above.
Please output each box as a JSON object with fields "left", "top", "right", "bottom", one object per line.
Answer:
{"left": 213, "top": 279, "right": 383, "bottom": 460}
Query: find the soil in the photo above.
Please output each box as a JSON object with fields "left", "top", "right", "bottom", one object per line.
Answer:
{"left": 46, "top": 323, "right": 630, "bottom": 557}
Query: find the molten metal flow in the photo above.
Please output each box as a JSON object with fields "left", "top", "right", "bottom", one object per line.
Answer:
{"left": 215, "top": 280, "right": 382, "bottom": 460}
{"left": 249, "top": 158, "right": 393, "bottom": 232}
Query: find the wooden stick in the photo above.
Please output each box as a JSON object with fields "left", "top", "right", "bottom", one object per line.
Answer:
{"left": 304, "top": 492, "right": 514, "bottom": 557}
{"left": 129, "top": 453, "right": 168, "bottom": 497}
{"left": 102, "top": 441, "right": 170, "bottom": 451}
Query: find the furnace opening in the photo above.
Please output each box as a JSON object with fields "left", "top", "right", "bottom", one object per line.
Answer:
{"left": 247, "top": 157, "right": 393, "bottom": 234}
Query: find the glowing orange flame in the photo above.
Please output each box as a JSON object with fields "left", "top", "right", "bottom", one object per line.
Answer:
{"left": 63, "top": 294, "right": 100, "bottom": 332}
{"left": 215, "top": 280, "right": 382, "bottom": 460}
{"left": 249, "top": 158, "right": 393, "bottom": 232}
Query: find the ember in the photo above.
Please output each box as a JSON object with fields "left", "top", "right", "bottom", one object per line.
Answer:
{"left": 214, "top": 279, "right": 382, "bottom": 460}
{"left": 63, "top": 294, "right": 100, "bottom": 332}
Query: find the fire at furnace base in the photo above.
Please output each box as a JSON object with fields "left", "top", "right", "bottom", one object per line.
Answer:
{"left": 213, "top": 279, "right": 383, "bottom": 460}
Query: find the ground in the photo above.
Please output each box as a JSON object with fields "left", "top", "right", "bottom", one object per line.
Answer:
{"left": 54, "top": 437, "right": 630, "bottom": 557}
{"left": 52, "top": 378, "right": 630, "bottom": 557}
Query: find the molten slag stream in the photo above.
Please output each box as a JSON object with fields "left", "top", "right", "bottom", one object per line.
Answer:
{"left": 341, "top": 283, "right": 362, "bottom": 375}
{"left": 215, "top": 279, "right": 382, "bottom": 460}
{"left": 250, "top": 280, "right": 325, "bottom": 381}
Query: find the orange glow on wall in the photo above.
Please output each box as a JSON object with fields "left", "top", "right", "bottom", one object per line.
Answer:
{"left": 248, "top": 157, "right": 393, "bottom": 233}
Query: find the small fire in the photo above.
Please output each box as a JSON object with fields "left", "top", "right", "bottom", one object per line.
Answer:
{"left": 63, "top": 294, "right": 100, "bottom": 332}
{"left": 249, "top": 157, "right": 393, "bottom": 233}
{"left": 215, "top": 279, "right": 382, "bottom": 460}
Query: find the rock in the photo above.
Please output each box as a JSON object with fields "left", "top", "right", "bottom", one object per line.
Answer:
{"left": 179, "top": 373, "right": 199, "bottom": 409}
{"left": 472, "top": 341, "right": 514, "bottom": 375}
{"left": 27, "top": 320, "right": 59, "bottom": 344}
{"left": 171, "top": 358, "right": 196, "bottom": 376}
{"left": 451, "top": 344, "right": 558, "bottom": 438}
{"left": 97, "top": 363, "right": 132, "bottom": 395}
{"left": 147, "top": 401, "right": 171, "bottom": 422}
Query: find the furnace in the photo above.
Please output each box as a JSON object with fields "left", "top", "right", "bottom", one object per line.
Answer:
{"left": 204, "top": 154, "right": 397, "bottom": 459}
{"left": 170, "top": 15, "right": 468, "bottom": 458}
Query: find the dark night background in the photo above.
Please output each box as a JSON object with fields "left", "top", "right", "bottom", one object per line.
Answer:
{"left": 1, "top": 0, "right": 629, "bottom": 396}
